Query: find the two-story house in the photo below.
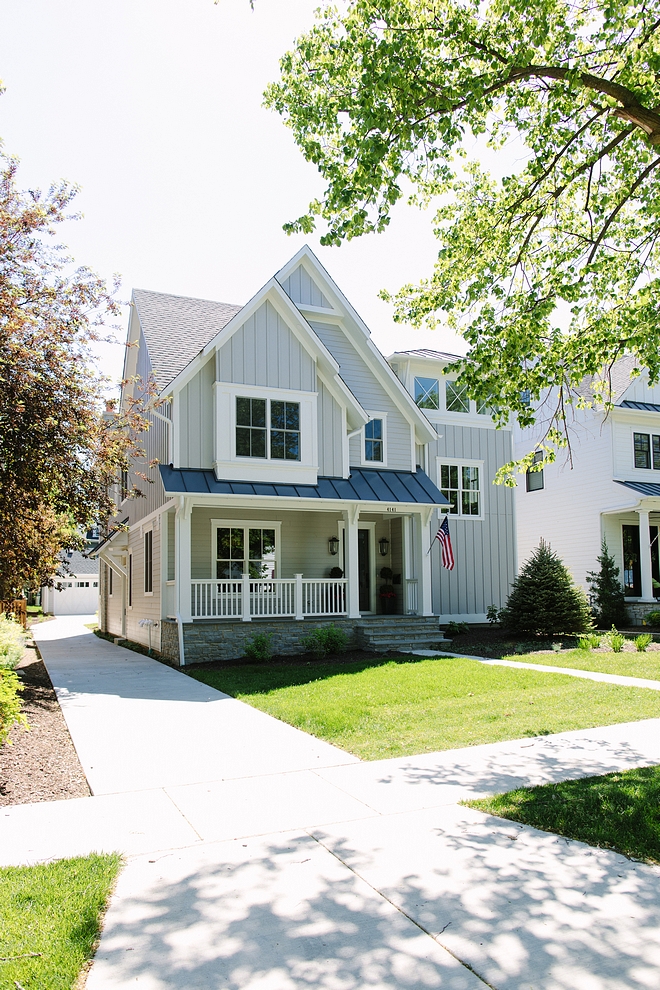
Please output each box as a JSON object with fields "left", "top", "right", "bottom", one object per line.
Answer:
{"left": 515, "top": 355, "right": 660, "bottom": 624}
{"left": 95, "top": 248, "right": 516, "bottom": 663}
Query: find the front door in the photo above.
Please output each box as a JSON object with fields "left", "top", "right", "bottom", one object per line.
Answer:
{"left": 358, "top": 529, "right": 371, "bottom": 611}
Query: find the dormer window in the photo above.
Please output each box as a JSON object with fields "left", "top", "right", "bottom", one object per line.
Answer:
{"left": 414, "top": 377, "right": 439, "bottom": 410}
{"left": 236, "top": 397, "right": 301, "bottom": 461}
{"left": 364, "top": 419, "right": 384, "bottom": 462}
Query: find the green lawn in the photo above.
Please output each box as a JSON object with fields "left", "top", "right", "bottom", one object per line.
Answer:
{"left": 504, "top": 648, "right": 660, "bottom": 680}
{"left": 0, "top": 853, "right": 121, "bottom": 990}
{"left": 467, "top": 765, "right": 660, "bottom": 865}
{"left": 188, "top": 656, "right": 660, "bottom": 760}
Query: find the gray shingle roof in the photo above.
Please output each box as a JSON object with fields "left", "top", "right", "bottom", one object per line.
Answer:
{"left": 133, "top": 289, "right": 243, "bottom": 391}
{"left": 57, "top": 551, "right": 98, "bottom": 576}
{"left": 574, "top": 354, "right": 641, "bottom": 402}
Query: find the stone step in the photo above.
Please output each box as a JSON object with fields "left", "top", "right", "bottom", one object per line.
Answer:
{"left": 363, "top": 634, "right": 451, "bottom": 646}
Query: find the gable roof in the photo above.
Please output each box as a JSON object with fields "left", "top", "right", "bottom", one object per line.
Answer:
{"left": 132, "top": 289, "right": 242, "bottom": 390}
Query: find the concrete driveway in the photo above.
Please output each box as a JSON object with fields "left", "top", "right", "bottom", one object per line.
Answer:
{"left": 2, "top": 616, "right": 660, "bottom": 989}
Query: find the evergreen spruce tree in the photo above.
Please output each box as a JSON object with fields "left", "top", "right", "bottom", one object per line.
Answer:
{"left": 586, "top": 542, "right": 628, "bottom": 629}
{"left": 501, "top": 540, "right": 591, "bottom": 636}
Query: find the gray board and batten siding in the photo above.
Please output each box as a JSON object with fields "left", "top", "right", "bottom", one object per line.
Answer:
{"left": 178, "top": 356, "right": 215, "bottom": 470}
{"left": 309, "top": 321, "right": 413, "bottom": 472}
{"left": 431, "top": 424, "right": 516, "bottom": 618}
{"left": 278, "top": 264, "right": 332, "bottom": 309}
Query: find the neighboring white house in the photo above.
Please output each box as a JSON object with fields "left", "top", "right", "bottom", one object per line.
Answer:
{"left": 93, "top": 247, "right": 517, "bottom": 663}
{"left": 515, "top": 355, "right": 660, "bottom": 624}
{"left": 41, "top": 550, "right": 99, "bottom": 615}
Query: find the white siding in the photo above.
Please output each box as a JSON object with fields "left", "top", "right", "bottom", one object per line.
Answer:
{"left": 310, "top": 321, "right": 413, "bottom": 471}
{"left": 179, "top": 357, "right": 214, "bottom": 469}
{"left": 318, "top": 380, "right": 343, "bottom": 476}
{"left": 216, "top": 300, "right": 316, "bottom": 391}
{"left": 279, "top": 264, "right": 332, "bottom": 309}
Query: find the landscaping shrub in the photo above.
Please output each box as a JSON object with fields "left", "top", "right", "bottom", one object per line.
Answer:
{"left": 551, "top": 642, "right": 562, "bottom": 652}
{"left": 499, "top": 540, "right": 591, "bottom": 636}
{"left": 0, "top": 668, "right": 27, "bottom": 746}
{"left": 607, "top": 626, "right": 626, "bottom": 653}
{"left": 636, "top": 633, "right": 653, "bottom": 652}
{"left": 643, "top": 609, "right": 660, "bottom": 629}
{"left": 577, "top": 633, "right": 601, "bottom": 651}
{"left": 445, "top": 621, "right": 469, "bottom": 635}
{"left": 586, "top": 541, "right": 627, "bottom": 628}
{"left": 486, "top": 604, "right": 500, "bottom": 625}
{"left": 0, "top": 612, "right": 26, "bottom": 670}
{"left": 244, "top": 632, "right": 274, "bottom": 662}
{"left": 302, "top": 624, "right": 348, "bottom": 657}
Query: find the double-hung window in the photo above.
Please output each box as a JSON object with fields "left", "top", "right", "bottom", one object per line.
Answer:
{"left": 634, "top": 432, "right": 660, "bottom": 470}
{"left": 526, "top": 451, "right": 544, "bottom": 491}
{"left": 439, "top": 461, "right": 481, "bottom": 516}
{"left": 236, "top": 397, "right": 300, "bottom": 461}
{"left": 364, "top": 418, "right": 384, "bottom": 462}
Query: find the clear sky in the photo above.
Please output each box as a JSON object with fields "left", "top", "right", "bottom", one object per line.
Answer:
{"left": 0, "top": 0, "right": 466, "bottom": 389}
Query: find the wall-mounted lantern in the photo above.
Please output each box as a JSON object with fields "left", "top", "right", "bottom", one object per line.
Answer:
{"left": 328, "top": 536, "right": 340, "bottom": 556}
{"left": 379, "top": 537, "right": 390, "bottom": 557}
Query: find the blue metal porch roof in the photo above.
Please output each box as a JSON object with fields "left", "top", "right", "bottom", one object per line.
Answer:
{"left": 614, "top": 480, "right": 660, "bottom": 498}
{"left": 159, "top": 465, "right": 448, "bottom": 506}
{"left": 620, "top": 400, "right": 660, "bottom": 413}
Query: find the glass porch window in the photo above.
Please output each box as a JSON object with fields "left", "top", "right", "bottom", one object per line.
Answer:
{"left": 414, "top": 377, "right": 439, "bottom": 409}
{"left": 216, "top": 527, "right": 276, "bottom": 579}
{"left": 445, "top": 380, "right": 470, "bottom": 413}
{"left": 364, "top": 419, "right": 383, "bottom": 462}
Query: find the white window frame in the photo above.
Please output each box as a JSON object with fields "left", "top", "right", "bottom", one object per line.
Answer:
{"left": 413, "top": 376, "right": 440, "bottom": 411}
{"left": 108, "top": 563, "right": 113, "bottom": 598}
{"left": 211, "top": 519, "right": 282, "bottom": 579}
{"left": 361, "top": 411, "right": 388, "bottom": 467}
{"left": 214, "top": 382, "right": 318, "bottom": 484}
{"left": 143, "top": 529, "right": 153, "bottom": 596}
{"left": 444, "top": 379, "right": 471, "bottom": 415}
{"left": 436, "top": 457, "right": 484, "bottom": 520}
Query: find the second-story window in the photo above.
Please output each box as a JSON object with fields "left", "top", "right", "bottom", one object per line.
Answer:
{"left": 236, "top": 397, "right": 301, "bottom": 461}
{"left": 526, "top": 451, "right": 544, "bottom": 491}
{"left": 445, "top": 380, "right": 470, "bottom": 413}
{"left": 414, "top": 377, "right": 439, "bottom": 409}
{"left": 439, "top": 463, "right": 481, "bottom": 515}
{"left": 364, "top": 419, "right": 383, "bottom": 462}
{"left": 634, "top": 432, "right": 660, "bottom": 470}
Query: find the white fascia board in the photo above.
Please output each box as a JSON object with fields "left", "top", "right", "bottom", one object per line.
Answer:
{"left": 157, "top": 491, "right": 442, "bottom": 513}
{"left": 278, "top": 247, "right": 437, "bottom": 444}
{"left": 161, "top": 279, "right": 340, "bottom": 399}
{"left": 612, "top": 406, "right": 660, "bottom": 425}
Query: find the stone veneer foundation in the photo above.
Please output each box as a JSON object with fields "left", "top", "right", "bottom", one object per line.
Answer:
{"left": 625, "top": 602, "right": 660, "bottom": 626}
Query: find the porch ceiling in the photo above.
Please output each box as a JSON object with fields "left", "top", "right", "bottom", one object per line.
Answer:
{"left": 159, "top": 465, "right": 448, "bottom": 506}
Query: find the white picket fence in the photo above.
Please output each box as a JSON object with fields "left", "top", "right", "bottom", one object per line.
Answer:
{"left": 188, "top": 575, "right": 347, "bottom": 621}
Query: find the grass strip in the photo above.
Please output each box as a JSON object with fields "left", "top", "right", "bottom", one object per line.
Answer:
{"left": 188, "top": 656, "right": 660, "bottom": 760}
{"left": 0, "top": 853, "right": 121, "bottom": 989}
{"left": 503, "top": 648, "right": 660, "bottom": 681}
{"left": 466, "top": 765, "right": 660, "bottom": 865}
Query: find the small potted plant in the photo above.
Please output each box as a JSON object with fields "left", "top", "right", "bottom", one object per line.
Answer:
{"left": 379, "top": 568, "right": 396, "bottom": 614}
{"left": 329, "top": 566, "right": 343, "bottom": 578}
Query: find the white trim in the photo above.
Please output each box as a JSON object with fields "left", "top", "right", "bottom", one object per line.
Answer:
{"left": 211, "top": 519, "right": 282, "bottom": 578}
{"left": 338, "top": 518, "right": 377, "bottom": 613}
{"left": 214, "top": 384, "right": 318, "bottom": 483}
{"left": 436, "top": 456, "right": 485, "bottom": 521}
{"left": 361, "top": 412, "right": 388, "bottom": 468}
{"left": 127, "top": 500, "right": 176, "bottom": 534}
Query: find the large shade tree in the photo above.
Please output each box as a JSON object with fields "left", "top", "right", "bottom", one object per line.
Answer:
{"left": 266, "top": 0, "right": 660, "bottom": 477}
{"left": 0, "top": 151, "right": 153, "bottom": 598}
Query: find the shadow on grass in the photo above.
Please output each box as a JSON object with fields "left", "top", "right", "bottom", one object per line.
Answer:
{"left": 467, "top": 765, "right": 660, "bottom": 864}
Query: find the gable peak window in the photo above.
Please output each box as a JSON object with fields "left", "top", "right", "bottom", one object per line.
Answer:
{"left": 236, "top": 397, "right": 300, "bottom": 461}
{"left": 364, "top": 418, "right": 383, "bottom": 462}
{"left": 414, "top": 377, "right": 439, "bottom": 410}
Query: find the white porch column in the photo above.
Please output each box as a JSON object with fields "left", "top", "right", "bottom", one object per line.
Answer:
{"left": 638, "top": 509, "right": 654, "bottom": 601}
{"left": 175, "top": 497, "right": 193, "bottom": 622}
{"left": 414, "top": 508, "right": 434, "bottom": 616}
{"left": 343, "top": 505, "right": 360, "bottom": 618}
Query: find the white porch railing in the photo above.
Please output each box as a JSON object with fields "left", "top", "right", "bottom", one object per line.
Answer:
{"left": 188, "top": 576, "right": 347, "bottom": 621}
{"left": 405, "top": 579, "right": 418, "bottom": 615}
{"left": 302, "top": 579, "right": 347, "bottom": 616}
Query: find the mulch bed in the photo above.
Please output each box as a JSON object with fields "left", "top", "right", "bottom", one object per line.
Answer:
{"left": 0, "top": 640, "right": 89, "bottom": 807}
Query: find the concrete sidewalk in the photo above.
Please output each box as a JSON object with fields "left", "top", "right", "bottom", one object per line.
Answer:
{"left": 2, "top": 616, "right": 660, "bottom": 989}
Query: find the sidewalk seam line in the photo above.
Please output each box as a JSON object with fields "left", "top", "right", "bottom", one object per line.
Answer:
{"left": 160, "top": 788, "right": 204, "bottom": 842}
{"left": 306, "top": 829, "right": 498, "bottom": 990}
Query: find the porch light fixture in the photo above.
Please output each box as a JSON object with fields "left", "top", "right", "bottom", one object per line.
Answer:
{"left": 379, "top": 537, "right": 390, "bottom": 557}
{"left": 328, "top": 536, "right": 340, "bottom": 556}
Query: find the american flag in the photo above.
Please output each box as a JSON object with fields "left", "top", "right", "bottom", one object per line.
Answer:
{"left": 434, "top": 515, "right": 455, "bottom": 570}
